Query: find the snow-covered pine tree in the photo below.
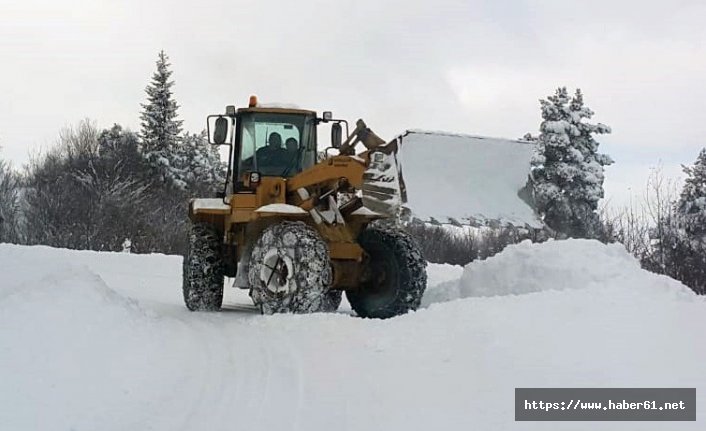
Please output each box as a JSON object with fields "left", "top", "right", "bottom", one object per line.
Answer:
{"left": 668, "top": 148, "right": 706, "bottom": 294}
{"left": 676, "top": 148, "right": 706, "bottom": 239}
{"left": 529, "top": 87, "right": 613, "bottom": 238}
{"left": 639, "top": 150, "right": 706, "bottom": 295}
{"left": 140, "top": 50, "right": 184, "bottom": 188}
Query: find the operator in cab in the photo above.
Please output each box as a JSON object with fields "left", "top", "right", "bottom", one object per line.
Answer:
{"left": 256, "top": 132, "right": 288, "bottom": 167}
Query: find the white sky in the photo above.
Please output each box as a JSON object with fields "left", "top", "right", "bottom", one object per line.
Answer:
{"left": 1, "top": 0, "right": 705, "bottom": 208}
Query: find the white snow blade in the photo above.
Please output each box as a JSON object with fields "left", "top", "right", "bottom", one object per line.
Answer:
{"left": 397, "top": 130, "right": 543, "bottom": 228}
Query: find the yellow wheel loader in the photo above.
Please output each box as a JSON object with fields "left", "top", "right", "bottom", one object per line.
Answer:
{"left": 182, "top": 96, "right": 426, "bottom": 318}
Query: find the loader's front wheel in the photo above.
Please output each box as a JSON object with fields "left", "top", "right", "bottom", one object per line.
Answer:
{"left": 249, "top": 222, "right": 339, "bottom": 314}
{"left": 347, "top": 226, "right": 427, "bottom": 319}
{"left": 183, "top": 222, "right": 224, "bottom": 311}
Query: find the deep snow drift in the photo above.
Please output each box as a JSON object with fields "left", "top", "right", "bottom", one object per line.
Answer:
{"left": 422, "top": 239, "right": 697, "bottom": 304}
{"left": 1, "top": 240, "right": 705, "bottom": 431}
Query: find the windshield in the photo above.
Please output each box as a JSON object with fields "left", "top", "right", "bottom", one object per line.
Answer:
{"left": 237, "top": 112, "right": 316, "bottom": 178}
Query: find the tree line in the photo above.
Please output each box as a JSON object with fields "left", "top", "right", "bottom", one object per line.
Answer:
{"left": 0, "top": 58, "right": 704, "bottom": 294}
{"left": 0, "top": 51, "right": 224, "bottom": 254}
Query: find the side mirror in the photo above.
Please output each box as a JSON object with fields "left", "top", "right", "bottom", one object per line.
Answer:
{"left": 213, "top": 117, "right": 228, "bottom": 145}
{"left": 331, "top": 123, "right": 342, "bottom": 149}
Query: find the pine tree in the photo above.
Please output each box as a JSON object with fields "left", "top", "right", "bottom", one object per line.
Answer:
{"left": 654, "top": 147, "right": 706, "bottom": 294}
{"left": 140, "top": 50, "right": 184, "bottom": 187}
{"left": 642, "top": 149, "right": 706, "bottom": 295}
{"left": 676, "top": 148, "right": 706, "bottom": 239}
{"left": 529, "top": 87, "right": 613, "bottom": 238}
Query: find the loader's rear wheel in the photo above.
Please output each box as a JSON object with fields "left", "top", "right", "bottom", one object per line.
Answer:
{"left": 248, "top": 221, "right": 339, "bottom": 314}
{"left": 183, "top": 222, "right": 224, "bottom": 311}
{"left": 347, "top": 226, "right": 427, "bottom": 319}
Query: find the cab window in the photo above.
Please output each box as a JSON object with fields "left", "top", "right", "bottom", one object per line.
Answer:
{"left": 237, "top": 113, "right": 316, "bottom": 178}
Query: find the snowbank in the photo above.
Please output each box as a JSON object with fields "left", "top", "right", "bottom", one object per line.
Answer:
{"left": 424, "top": 239, "right": 695, "bottom": 304}
{"left": 0, "top": 246, "right": 195, "bottom": 430}
{"left": 398, "top": 130, "right": 542, "bottom": 228}
{"left": 1, "top": 241, "right": 705, "bottom": 431}
{"left": 420, "top": 262, "right": 465, "bottom": 307}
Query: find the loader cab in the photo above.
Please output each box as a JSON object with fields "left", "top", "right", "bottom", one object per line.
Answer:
{"left": 235, "top": 109, "right": 317, "bottom": 184}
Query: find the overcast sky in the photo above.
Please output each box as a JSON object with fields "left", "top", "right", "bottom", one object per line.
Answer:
{"left": 2, "top": 0, "right": 705, "bottom": 207}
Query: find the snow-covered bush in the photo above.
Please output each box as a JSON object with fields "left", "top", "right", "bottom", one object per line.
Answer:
{"left": 404, "top": 222, "right": 540, "bottom": 266}
{"left": 0, "top": 157, "right": 21, "bottom": 243}
{"left": 23, "top": 121, "right": 153, "bottom": 251}
{"left": 174, "top": 131, "right": 226, "bottom": 196}
{"left": 601, "top": 164, "right": 705, "bottom": 295}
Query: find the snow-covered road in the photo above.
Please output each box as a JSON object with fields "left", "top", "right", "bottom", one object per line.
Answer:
{"left": 1, "top": 241, "right": 705, "bottom": 430}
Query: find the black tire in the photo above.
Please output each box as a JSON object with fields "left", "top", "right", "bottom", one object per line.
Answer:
{"left": 248, "top": 221, "right": 338, "bottom": 314}
{"left": 183, "top": 222, "right": 224, "bottom": 311}
{"left": 347, "top": 226, "right": 427, "bottom": 319}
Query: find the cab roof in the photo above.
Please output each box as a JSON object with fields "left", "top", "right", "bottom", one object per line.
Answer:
{"left": 236, "top": 106, "right": 317, "bottom": 116}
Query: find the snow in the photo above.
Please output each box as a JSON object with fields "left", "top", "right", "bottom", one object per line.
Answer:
{"left": 191, "top": 197, "right": 230, "bottom": 212}
{"left": 423, "top": 238, "right": 696, "bottom": 303}
{"left": 350, "top": 206, "right": 380, "bottom": 216}
{"left": 425, "top": 262, "right": 465, "bottom": 286}
{"left": 255, "top": 203, "right": 307, "bottom": 214}
{"left": 1, "top": 241, "right": 705, "bottom": 430}
{"left": 420, "top": 262, "right": 465, "bottom": 307}
{"left": 257, "top": 102, "right": 302, "bottom": 109}
{"left": 397, "top": 130, "right": 543, "bottom": 228}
